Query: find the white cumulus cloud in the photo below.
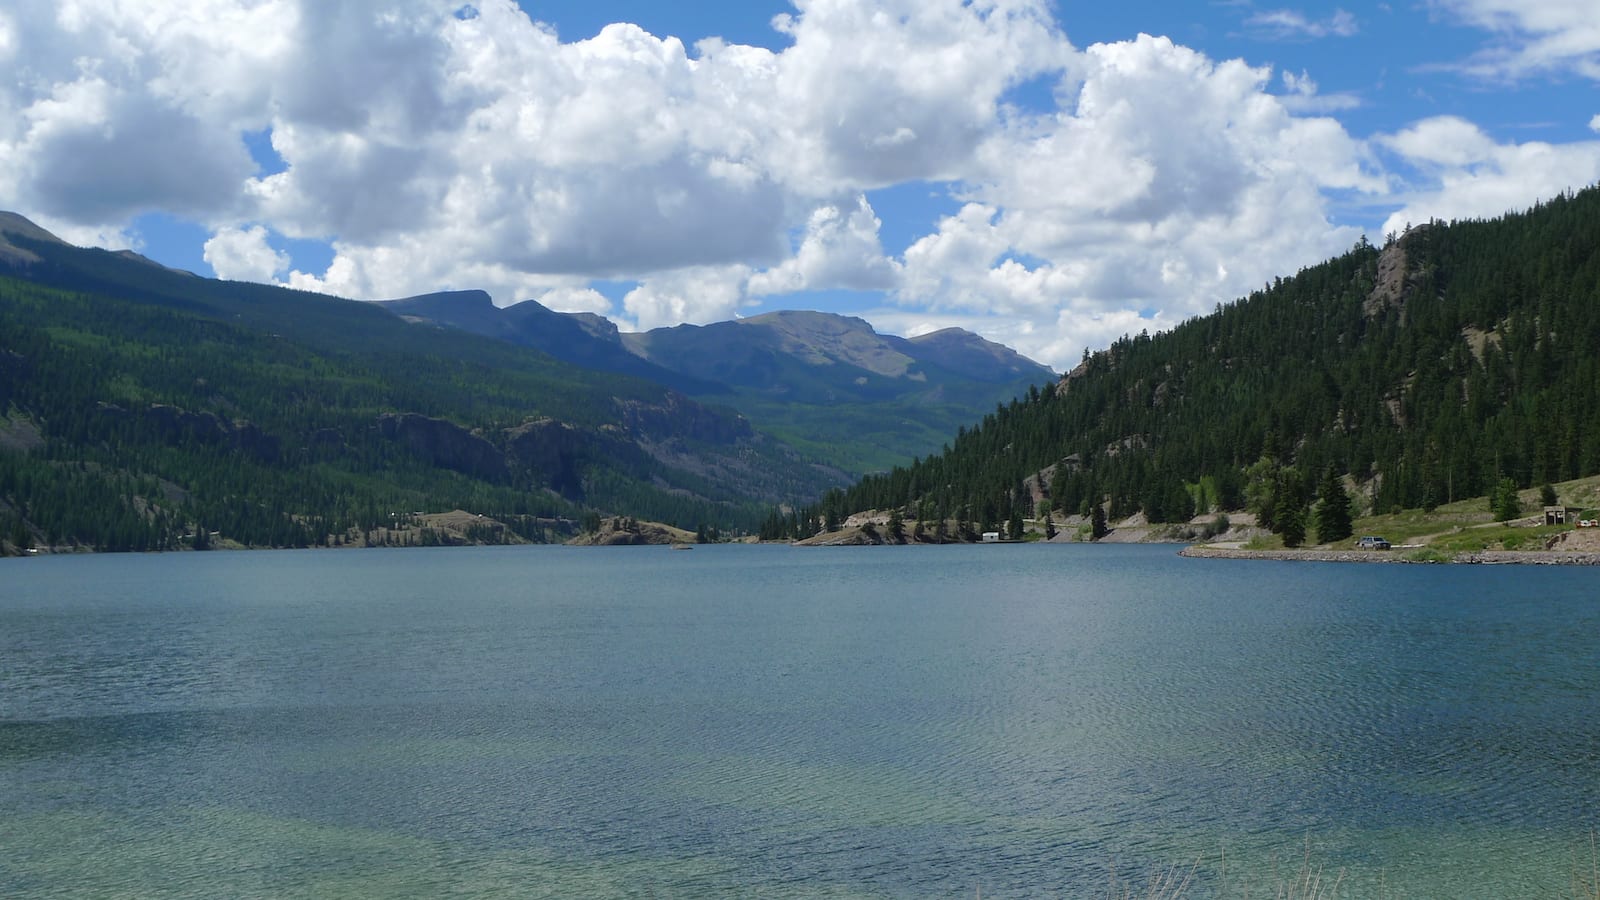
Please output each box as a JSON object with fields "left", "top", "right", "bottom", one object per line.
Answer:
{"left": 747, "top": 196, "right": 900, "bottom": 296}
{"left": 1377, "top": 116, "right": 1600, "bottom": 237}
{"left": 203, "top": 225, "right": 289, "bottom": 282}
{"left": 622, "top": 265, "right": 753, "bottom": 331}
{"left": 894, "top": 35, "right": 1380, "bottom": 360}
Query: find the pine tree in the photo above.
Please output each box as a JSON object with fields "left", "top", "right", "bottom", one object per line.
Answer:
{"left": 1279, "top": 504, "right": 1308, "bottom": 548}
{"left": 1491, "top": 478, "right": 1522, "bottom": 522}
{"left": 10, "top": 518, "right": 32, "bottom": 551}
{"left": 1314, "top": 470, "right": 1353, "bottom": 544}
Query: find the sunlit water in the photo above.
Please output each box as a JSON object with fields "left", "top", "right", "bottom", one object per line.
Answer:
{"left": 3, "top": 544, "right": 1597, "bottom": 897}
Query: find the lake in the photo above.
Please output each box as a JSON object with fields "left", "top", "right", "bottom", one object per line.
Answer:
{"left": 2, "top": 544, "right": 1596, "bottom": 897}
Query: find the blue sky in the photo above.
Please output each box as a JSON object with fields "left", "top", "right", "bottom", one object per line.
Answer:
{"left": 4, "top": 1, "right": 1599, "bottom": 369}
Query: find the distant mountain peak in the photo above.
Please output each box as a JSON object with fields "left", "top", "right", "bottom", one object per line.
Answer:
{"left": 0, "top": 211, "right": 194, "bottom": 276}
{"left": 388, "top": 289, "right": 495, "bottom": 309}
{"left": 377, "top": 289, "right": 501, "bottom": 330}
{"left": 740, "top": 309, "right": 876, "bottom": 331}
{"left": 735, "top": 309, "right": 915, "bottom": 377}
{"left": 505, "top": 298, "right": 620, "bottom": 344}
{"left": 112, "top": 249, "right": 197, "bottom": 277}
{"left": 0, "top": 212, "right": 69, "bottom": 267}
{"left": 905, "top": 326, "right": 1054, "bottom": 382}
{"left": 0, "top": 212, "right": 66, "bottom": 244}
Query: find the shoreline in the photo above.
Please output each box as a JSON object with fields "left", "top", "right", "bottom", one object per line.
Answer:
{"left": 13, "top": 538, "right": 1600, "bottom": 566}
{"left": 1179, "top": 544, "right": 1600, "bottom": 565}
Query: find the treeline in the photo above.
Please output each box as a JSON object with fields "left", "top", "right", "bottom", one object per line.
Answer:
{"left": 830, "top": 186, "right": 1600, "bottom": 535}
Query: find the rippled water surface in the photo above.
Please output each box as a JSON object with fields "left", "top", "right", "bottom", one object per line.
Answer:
{"left": 3, "top": 544, "right": 1597, "bottom": 897}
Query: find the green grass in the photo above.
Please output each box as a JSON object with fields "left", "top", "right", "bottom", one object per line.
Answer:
{"left": 1423, "top": 523, "right": 1567, "bottom": 553}
{"left": 1339, "top": 506, "right": 1489, "bottom": 546}
{"left": 1326, "top": 472, "right": 1600, "bottom": 552}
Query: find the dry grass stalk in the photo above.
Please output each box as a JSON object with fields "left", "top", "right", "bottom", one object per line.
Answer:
{"left": 1101, "top": 858, "right": 1200, "bottom": 899}
{"left": 1575, "top": 831, "right": 1600, "bottom": 900}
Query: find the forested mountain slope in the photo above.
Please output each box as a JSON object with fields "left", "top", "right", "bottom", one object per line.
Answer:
{"left": 626, "top": 310, "right": 1054, "bottom": 473}
{"left": 377, "top": 298, "right": 1055, "bottom": 476}
{"left": 0, "top": 216, "right": 844, "bottom": 552}
{"left": 828, "top": 187, "right": 1600, "bottom": 536}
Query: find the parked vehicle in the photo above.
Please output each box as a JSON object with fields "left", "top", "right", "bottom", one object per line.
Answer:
{"left": 1356, "top": 536, "right": 1391, "bottom": 550}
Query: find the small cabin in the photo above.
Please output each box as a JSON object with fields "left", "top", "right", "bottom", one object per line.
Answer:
{"left": 981, "top": 531, "right": 1001, "bottom": 543}
{"left": 1545, "top": 506, "right": 1573, "bottom": 526}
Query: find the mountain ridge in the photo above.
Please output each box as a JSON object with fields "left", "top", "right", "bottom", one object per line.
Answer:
{"left": 0, "top": 208, "right": 1055, "bottom": 484}
{"left": 379, "top": 292, "right": 1052, "bottom": 391}
{"left": 375, "top": 287, "right": 1053, "bottom": 474}
{"left": 0, "top": 212, "right": 851, "bottom": 551}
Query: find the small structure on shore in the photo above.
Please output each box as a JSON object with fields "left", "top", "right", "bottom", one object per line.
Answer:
{"left": 1545, "top": 506, "right": 1574, "bottom": 526}
{"left": 981, "top": 531, "right": 1001, "bottom": 543}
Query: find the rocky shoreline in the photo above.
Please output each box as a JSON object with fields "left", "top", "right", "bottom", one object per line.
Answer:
{"left": 1179, "top": 545, "right": 1600, "bottom": 565}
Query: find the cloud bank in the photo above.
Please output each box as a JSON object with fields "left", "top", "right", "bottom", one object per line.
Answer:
{"left": 4, "top": 0, "right": 1600, "bottom": 367}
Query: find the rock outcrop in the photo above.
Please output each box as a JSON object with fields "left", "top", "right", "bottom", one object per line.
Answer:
{"left": 1363, "top": 226, "right": 1431, "bottom": 319}
{"left": 567, "top": 516, "right": 697, "bottom": 546}
{"left": 614, "top": 392, "right": 752, "bottom": 444}
{"left": 138, "top": 403, "right": 281, "bottom": 462}
{"left": 502, "top": 417, "right": 646, "bottom": 498}
{"left": 376, "top": 412, "right": 506, "bottom": 481}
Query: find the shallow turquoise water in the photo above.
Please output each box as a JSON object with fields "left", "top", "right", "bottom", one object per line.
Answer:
{"left": 2, "top": 544, "right": 1596, "bottom": 897}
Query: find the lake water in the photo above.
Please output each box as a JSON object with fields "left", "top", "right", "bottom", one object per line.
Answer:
{"left": 2, "top": 544, "right": 1597, "bottom": 897}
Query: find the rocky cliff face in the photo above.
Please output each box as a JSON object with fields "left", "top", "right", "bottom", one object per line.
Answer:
{"left": 503, "top": 417, "right": 650, "bottom": 498}
{"left": 101, "top": 403, "right": 282, "bottom": 462}
{"left": 1364, "top": 226, "right": 1432, "bottom": 320}
{"left": 368, "top": 401, "right": 826, "bottom": 507}
{"left": 614, "top": 392, "right": 753, "bottom": 445}
{"left": 376, "top": 413, "right": 507, "bottom": 481}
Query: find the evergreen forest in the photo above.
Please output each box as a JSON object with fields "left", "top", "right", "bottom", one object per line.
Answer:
{"left": 825, "top": 186, "right": 1600, "bottom": 541}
